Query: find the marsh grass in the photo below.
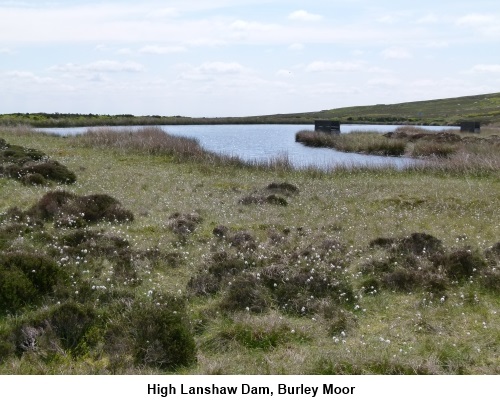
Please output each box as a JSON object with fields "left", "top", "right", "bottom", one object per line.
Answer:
{"left": 0, "top": 126, "right": 499, "bottom": 375}
{"left": 296, "top": 130, "right": 407, "bottom": 156}
{"left": 296, "top": 127, "right": 500, "bottom": 173}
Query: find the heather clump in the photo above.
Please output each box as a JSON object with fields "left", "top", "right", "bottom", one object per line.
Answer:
{"left": 431, "top": 248, "right": 487, "bottom": 281}
{"left": 0, "top": 252, "right": 68, "bottom": 313}
{"left": 266, "top": 182, "right": 299, "bottom": 195}
{"left": 15, "top": 161, "right": 77, "bottom": 184}
{"left": 363, "top": 233, "right": 493, "bottom": 293}
{"left": 1, "top": 138, "right": 76, "bottom": 184}
{"left": 26, "top": 191, "right": 134, "bottom": 226}
{"left": 220, "top": 273, "right": 271, "bottom": 313}
{"left": 187, "top": 251, "right": 247, "bottom": 296}
{"left": 167, "top": 212, "right": 203, "bottom": 236}
{"left": 104, "top": 298, "right": 196, "bottom": 371}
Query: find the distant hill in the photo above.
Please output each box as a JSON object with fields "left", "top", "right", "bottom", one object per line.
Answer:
{"left": 256, "top": 92, "right": 500, "bottom": 126}
{"left": 1, "top": 92, "right": 500, "bottom": 127}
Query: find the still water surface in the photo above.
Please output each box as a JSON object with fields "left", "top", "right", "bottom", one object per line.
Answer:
{"left": 41, "top": 124, "right": 458, "bottom": 169}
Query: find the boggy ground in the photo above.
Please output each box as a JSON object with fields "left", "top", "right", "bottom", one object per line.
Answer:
{"left": 295, "top": 126, "right": 500, "bottom": 166}
{"left": 0, "top": 126, "right": 499, "bottom": 374}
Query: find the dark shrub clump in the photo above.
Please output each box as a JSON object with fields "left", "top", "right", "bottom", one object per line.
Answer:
{"left": 228, "top": 231, "right": 256, "bottom": 250}
{"left": 168, "top": 212, "right": 203, "bottom": 236}
{"left": 0, "top": 252, "right": 67, "bottom": 313}
{"left": 266, "top": 182, "right": 299, "bottom": 195}
{"left": 0, "top": 140, "right": 46, "bottom": 164}
{"left": 49, "top": 302, "right": 97, "bottom": 353}
{"left": 220, "top": 274, "right": 270, "bottom": 313}
{"left": 432, "top": 248, "right": 486, "bottom": 281}
{"left": 21, "top": 173, "right": 46, "bottom": 186}
{"left": 397, "top": 233, "right": 443, "bottom": 255}
{"left": 187, "top": 252, "right": 247, "bottom": 296}
{"left": 17, "top": 161, "right": 77, "bottom": 184}
{"left": 266, "top": 194, "right": 288, "bottom": 206}
{"left": 212, "top": 225, "right": 229, "bottom": 238}
{"left": 131, "top": 300, "right": 196, "bottom": 370}
{"left": 27, "top": 191, "right": 134, "bottom": 226}
{"left": 369, "top": 233, "right": 443, "bottom": 256}
{"left": 1, "top": 139, "right": 76, "bottom": 185}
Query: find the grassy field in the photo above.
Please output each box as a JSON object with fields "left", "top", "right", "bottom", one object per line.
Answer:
{"left": 0, "top": 126, "right": 499, "bottom": 374}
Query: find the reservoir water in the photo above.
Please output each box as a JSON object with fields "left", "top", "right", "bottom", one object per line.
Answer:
{"left": 40, "top": 124, "right": 459, "bottom": 169}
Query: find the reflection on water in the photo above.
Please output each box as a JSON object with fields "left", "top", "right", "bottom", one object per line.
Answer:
{"left": 39, "top": 124, "right": 459, "bottom": 170}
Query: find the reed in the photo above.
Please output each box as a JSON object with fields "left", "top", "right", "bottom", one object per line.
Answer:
{"left": 70, "top": 126, "right": 207, "bottom": 159}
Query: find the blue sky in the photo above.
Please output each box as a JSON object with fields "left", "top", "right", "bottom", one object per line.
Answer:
{"left": 1, "top": 0, "right": 500, "bottom": 116}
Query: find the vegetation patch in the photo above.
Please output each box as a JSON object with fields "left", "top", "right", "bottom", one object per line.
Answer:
{"left": 1, "top": 138, "right": 76, "bottom": 184}
{"left": 363, "top": 233, "right": 495, "bottom": 293}
{"left": 26, "top": 191, "right": 134, "bottom": 226}
{"left": 295, "top": 130, "right": 407, "bottom": 156}
{"left": 0, "top": 252, "right": 67, "bottom": 313}
{"left": 114, "top": 298, "right": 197, "bottom": 371}
{"left": 167, "top": 212, "right": 203, "bottom": 236}
{"left": 266, "top": 182, "right": 299, "bottom": 195}
{"left": 203, "top": 314, "right": 308, "bottom": 352}
{"left": 239, "top": 183, "right": 298, "bottom": 206}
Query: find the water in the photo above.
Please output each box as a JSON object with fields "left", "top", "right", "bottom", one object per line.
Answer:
{"left": 39, "top": 124, "right": 459, "bottom": 169}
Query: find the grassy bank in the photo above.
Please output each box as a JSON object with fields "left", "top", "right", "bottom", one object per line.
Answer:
{"left": 1, "top": 126, "right": 499, "bottom": 374}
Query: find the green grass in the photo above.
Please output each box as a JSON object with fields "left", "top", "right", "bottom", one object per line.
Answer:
{"left": 0, "top": 127, "right": 499, "bottom": 374}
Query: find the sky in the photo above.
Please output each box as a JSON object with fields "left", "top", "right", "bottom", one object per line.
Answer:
{"left": 1, "top": 0, "right": 500, "bottom": 117}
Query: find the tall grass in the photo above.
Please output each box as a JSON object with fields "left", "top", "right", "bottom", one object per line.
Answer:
{"left": 70, "top": 127, "right": 208, "bottom": 159}
{"left": 296, "top": 130, "right": 407, "bottom": 156}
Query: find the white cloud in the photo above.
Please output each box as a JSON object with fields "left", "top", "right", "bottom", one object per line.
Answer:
{"left": 276, "top": 69, "right": 294, "bottom": 78}
{"left": 288, "top": 10, "right": 322, "bottom": 22}
{"left": 381, "top": 47, "right": 412, "bottom": 59}
{"left": 288, "top": 43, "right": 304, "bottom": 51}
{"left": 5, "top": 70, "right": 53, "bottom": 84}
{"left": 116, "top": 48, "right": 134, "bottom": 55}
{"left": 49, "top": 60, "right": 145, "bottom": 73}
{"left": 424, "top": 41, "right": 449, "bottom": 48}
{"left": 305, "top": 61, "right": 362, "bottom": 73}
{"left": 0, "top": 47, "right": 13, "bottom": 54}
{"left": 471, "top": 64, "right": 500, "bottom": 73}
{"left": 139, "top": 45, "right": 187, "bottom": 54}
{"left": 186, "top": 38, "right": 227, "bottom": 47}
{"left": 377, "top": 15, "right": 397, "bottom": 24}
{"left": 455, "top": 13, "right": 500, "bottom": 37}
{"left": 146, "top": 8, "right": 180, "bottom": 19}
{"left": 417, "top": 13, "right": 439, "bottom": 24}
{"left": 368, "top": 78, "right": 401, "bottom": 87}
{"left": 198, "top": 62, "right": 246, "bottom": 74}
{"left": 178, "top": 61, "right": 249, "bottom": 81}
{"left": 456, "top": 13, "right": 495, "bottom": 26}
{"left": 230, "top": 19, "right": 278, "bottom": 31}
